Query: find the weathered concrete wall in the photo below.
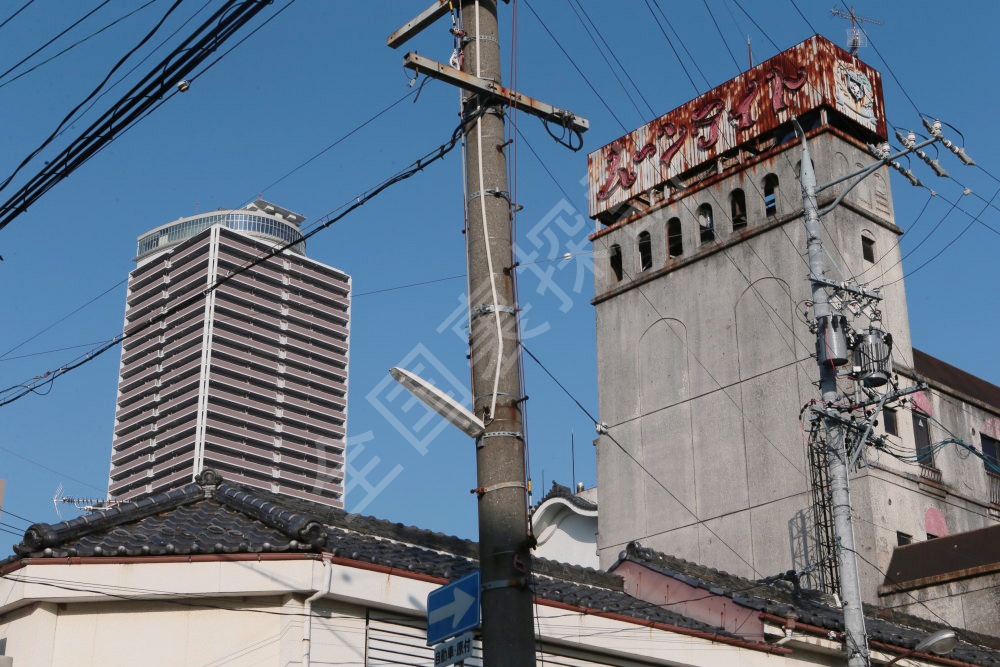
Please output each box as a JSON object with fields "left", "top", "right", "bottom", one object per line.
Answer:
{"left": 592, "top": 128, "right": 997, "bottom": 601}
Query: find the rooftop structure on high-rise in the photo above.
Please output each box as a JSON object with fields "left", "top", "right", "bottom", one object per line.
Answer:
{"left": 108, "top": 200, "right": 350, "bottom": 506}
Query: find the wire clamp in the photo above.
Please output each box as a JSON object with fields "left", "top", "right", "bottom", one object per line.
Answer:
{"left": 471, "top": 480, "right": 526, "bottom": 498}
{"left": 470, "top": 303, "right": 516, "bottom": 320}
{"left": 478, "top": 431, "right": 523, "bottom": 441}
{"left": 469, "top": 188, "right": 511, "bottom": 204}
{"left": 481, "top": 577, "right": 527, "bottom": 591}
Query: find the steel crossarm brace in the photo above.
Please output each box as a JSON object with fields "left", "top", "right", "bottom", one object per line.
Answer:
{"left": 403, "top": 52, "right": 589, "bottom": 134}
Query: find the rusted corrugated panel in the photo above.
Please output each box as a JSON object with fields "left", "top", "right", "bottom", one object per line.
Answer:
{"left": 883, "top": 523, "right": 1000, "bottom": 588}
{"left": 588, "top": 35, "right": 886, "bottom": 219}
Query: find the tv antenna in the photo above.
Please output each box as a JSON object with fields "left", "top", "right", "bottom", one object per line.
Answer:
{"left": 830, "top": 7, "right": 882, "bottom": 56}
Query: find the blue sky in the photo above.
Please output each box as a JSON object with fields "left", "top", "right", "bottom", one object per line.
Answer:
{"left": 1, "top": 1, "right": 998, "bottom": 553}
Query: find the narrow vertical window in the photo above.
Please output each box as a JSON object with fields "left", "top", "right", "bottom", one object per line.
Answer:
{"left": 609, "top": 243, "right": 623, "bottom": 281}
{"left": 982, "top": 434, "right": 999, "bottom": 471}
{"left": 763, "top": 174, "right": 779, "bottom": 217}
{"left": 912, "top": 411, "right": 934, "bottom": 467}
{"left": 883, "top": 407, "right": 898, "bottom": 436}
{"left": 862, "top": 234, "right": 876, "bottom": 263}
{"left": 637, "top": 232, "right": 652, "bottom": 271}
{"left": 731, "top": 189, "right": 747, "bottom": 230}
{"left": 667, "top": 217, "right": 683, "bottom": 258}
{"left": 697, "top": 204, "right": 714, "bottom": 243}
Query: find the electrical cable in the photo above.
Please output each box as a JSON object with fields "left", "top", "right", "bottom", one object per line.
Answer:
{"left": 786, "top": 0, "right": 818, "bottom": 35}
{"left": 0, "top": 508, "right": 36, "bottom": 524}
{"left": 702, "top": 0, "right": 741, "bottom": 74}
{"left": 728, "top": 0, "right": 779, "bottom": 51}
{"left": 352, "top": 274, "right": 464, "bottom": 298}
{"left": 0, "top": 0, "right": 111, "bottom": 82}
{"left": 0, "top": 0, "right": 184, "bottom": 196}
{"left": 0, "top": 278, "right": 126, "bottom": 360}
{"left": 0, "top": 114, "right": 474, "bottom": 408}
{"left": 570, "top": 0, "right": 657, "bottom": 118}
{"left": 0, "top": 0, "right": 160, "bottom": 90}
{"left": 649, "top": 0, "right": 710, "bottom": 90}
{"left": 641, "top": 0, "right": 699, "bottom": 95}
{"left": 563, "top": 0, "right": 645, "bottom": 125}
{"left": 0, "top": 0, "right": 280, "bottom": 231}
{"left": 521, "top": 0, "right": 628, "bottom": 134}
{"left": 0, "top": 0, "right": 34, "bottom": 33}
{"left": 521, "top": 342, "right": 762, "bottom": 577}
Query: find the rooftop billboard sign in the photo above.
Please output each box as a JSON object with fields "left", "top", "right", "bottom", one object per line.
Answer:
{"left": 587, "top": 36, "right": 886, "bottom": 219}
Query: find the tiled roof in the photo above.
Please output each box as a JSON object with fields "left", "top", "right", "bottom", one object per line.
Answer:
{"left": 537, "top": 481, "right": 598, "bottom": 512}
{"left": 2, "top": 471, "right": 728, "bottom": 642}
{"left": 620, "top": 542, "right": 1000, "bottom": 665}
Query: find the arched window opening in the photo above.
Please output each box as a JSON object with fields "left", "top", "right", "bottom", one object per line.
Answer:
{"left": 609, "top": 243, "right": 623, "bottom": 281}
{"left": 667, "top": 217, "right": 683, "bottom": 258}
{"left": 730, "top": 189, "right": 747, "bottom": 230}
{"left": 763, "top": 174, "right": 779, "bottom": 217}
{"left": 637, "top": 231, "right": 652, "bottom": 271}
{"left": 862, "top": 233, "right": 876, "bottom": 263}
{"left": 697, "top": 204, "right": 714, "bottom": 243}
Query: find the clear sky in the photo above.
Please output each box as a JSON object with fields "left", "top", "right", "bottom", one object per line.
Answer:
{"left": 1, "top": 0, "right": 998, "bottom": 555}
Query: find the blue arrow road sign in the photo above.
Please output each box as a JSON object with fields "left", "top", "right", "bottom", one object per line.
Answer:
{"left": 426, "top": 570, "right": 480, "bottom": 646}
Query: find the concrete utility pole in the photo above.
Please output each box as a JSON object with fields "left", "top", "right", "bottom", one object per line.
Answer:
{"left": 795, "top": 116, "right": 968, "bottom": 666}
{"left": 387, "top": 3, "right": 587, "bottom": 665}
{"left": 460, "top": 3, "right": 535, "bottom": 665}
{"left": 797, "top": 132, "right": 870, "bottom": 667}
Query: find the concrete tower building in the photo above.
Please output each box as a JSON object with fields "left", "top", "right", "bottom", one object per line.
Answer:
{"left": 588, "top": 37, "right": 999, "bottom": 602}
{"left": 109, "top": 200, "right": 349, "bottom": 506}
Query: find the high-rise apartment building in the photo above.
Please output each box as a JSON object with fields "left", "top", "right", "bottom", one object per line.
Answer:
{"left": 109, "top": 200, "right": 349, "bottom": 506}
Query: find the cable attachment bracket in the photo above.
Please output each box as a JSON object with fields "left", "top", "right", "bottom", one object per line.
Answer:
{"left": 470, "top": 303, "right": 516, "bottom": 321}
{"left": 471, "top": 480, "right": 526, "bottom": 498}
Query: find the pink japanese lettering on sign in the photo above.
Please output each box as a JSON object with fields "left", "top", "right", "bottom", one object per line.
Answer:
{"left": 587, "top": 35, "right": 886, "bottom": 219}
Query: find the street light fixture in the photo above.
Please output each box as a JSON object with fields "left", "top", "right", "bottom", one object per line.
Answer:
{"left": 389, "top": 366, "right": 485, "bottom": 438}
{"left": 884, "top": 629, "right": 958, "bottom": 666}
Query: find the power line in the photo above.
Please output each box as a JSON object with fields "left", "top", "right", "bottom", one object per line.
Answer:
{"left": 569, "top": 0, "right": 657, "bottom": 118}
{"left": 521, "top": 342, "right": 762, "bottom": 577}
{"left": 786, "top": 0, "right": 818, "bottom": 35}
{"left": 728, "top": 0, "right": 780, "bottom": 52}
{"left": 0, "top": 278, "right": 126, "bottom": 360}
{"left": 562, "top": 0, "right": 645, "bottom": 125}
{"left": 0, "top": 0, "right": 35, "bottom": 33}
{"left": 0, "top": 0, "right": 280, "bottom": 231}
{"left": 0, "top": 0, "right": 111, "bottom": 82}
{"left": 649, "top": 0, "right": 710, "bottom": 90}
{"left": 522, "top": 0, "right": 628, "bottom": 134}
{"left": 702, "top": 0, "right": 741, "bottom": 74}
{"left": 0, "top": 0, "right": 160, "bottom": 90}
{"left": 640, "top": 0, "right": 699, "bottom": 95}
{"left": 0, "top": 0, "right": 186, "bottom": 200}
{"left": 0, "top": 114, "right": 471, "bottom": 408}
{"left": 0, "top": 508, "right": 36, "bottom": 525}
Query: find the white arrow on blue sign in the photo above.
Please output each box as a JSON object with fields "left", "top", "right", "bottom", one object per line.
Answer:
{"left": 426, "top": 570, "right": 480, "bottom": 646}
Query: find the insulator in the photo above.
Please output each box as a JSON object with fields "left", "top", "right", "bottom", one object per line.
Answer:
{"left": 954, "top": 146, "right": 976, "bottom": 166}
{"left": 854, "top": 328, "right": 893, "bottom": 387}
{"left": 817, "top": 314, "right": 850, "bottom": 367}
{"left": 927, "top": 159, "right": 948, "bottom": 178}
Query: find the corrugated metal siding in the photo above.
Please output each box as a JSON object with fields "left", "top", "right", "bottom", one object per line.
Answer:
{"left": 588, "top": 35, "right": 886, "bottom": 218}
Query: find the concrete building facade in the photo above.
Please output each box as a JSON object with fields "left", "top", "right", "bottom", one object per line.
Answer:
{"left": 587, "top": 36, "right": 999, "bottom": 601}
{"left": 108, "top": 201, "right": 349, "bottom": 506}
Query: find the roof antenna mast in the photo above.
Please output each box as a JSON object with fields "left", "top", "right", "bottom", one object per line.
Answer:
{"left": 830, "top": 7, "right": 883, "bottom": 56}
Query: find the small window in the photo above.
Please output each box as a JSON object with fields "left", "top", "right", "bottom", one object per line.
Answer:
{"left": 862, "top": 234, "right": 876, "bottom": 263}
{"left": 896, "top": 531, "right": 912, "bottom": 546}
{"left": 609, "top": 243, "right": 623, "bottom": 281}
{"left": 926, "top": 533, "right": 939, "bottom": 541}
{"left": 982, "top": 434, "right": 999, "bottom": 471}
{"left": 883, "top": 407, "right": 898, "bottom": 436}
{"left": 667, "top": 218, "right": 683, "bottom": 257}
{"left": 731, "top": 189, "right": 747, "bottom": 229}
{"left": 912, "top": 411, "right": 934, "bottom": 467}
{"left": 763, "top": 174, "right": 779, "bottom": 217}
{"left": 697, "top": 204, "right": 714, "bottom": 243}
{"left": 637, "top": 231, "right": 652, "bottom": 271}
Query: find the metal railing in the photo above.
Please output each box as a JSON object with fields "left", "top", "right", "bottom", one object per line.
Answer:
{"left": 988, "top": 471, "right": 1000, "bottom": 507}
{"left": 920, "top": 465, "right": 943, "bottom": 485}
